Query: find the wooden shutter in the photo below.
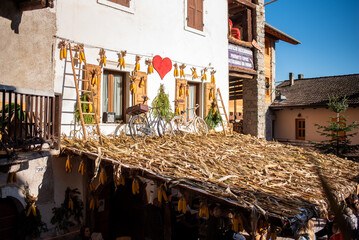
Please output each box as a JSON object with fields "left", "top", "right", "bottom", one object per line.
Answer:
{"left": 204, "top": 82, "right": 216, "bottom": 117}
{"left": 195, "top": 0, "right": 203, "bottom": 31}
{"left": 175, "top": 79, "right": 187, "bottom": 116}
{"left": 108, "top": 0, "right": 130, "bottom": 7}
{"left": 132, "top": 72, "right": 148, "bottom": 106}
{"left": 84, "top": 64, "right": 102, "bottom": 122}
{"left": 187, "top": 0, "right": 203, "bottom": 31}
{"left": 108, "top": 74, "right": 114, "bottom": 112}
{"left": 187, "top": 0, "right": 195, "bottom": 29}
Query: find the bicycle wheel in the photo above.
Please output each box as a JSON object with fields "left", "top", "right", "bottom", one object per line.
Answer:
{"left": 157, "top": 117, "right": 173, "bottom": 137}
{"left": 171, "top": 116, "right": 185, "bottom": 136}
{"left": 129, "top": 115, "right": 149, "bottom": 141}
{"left": 194, "top": 117, "right": 208, "bottom": 136}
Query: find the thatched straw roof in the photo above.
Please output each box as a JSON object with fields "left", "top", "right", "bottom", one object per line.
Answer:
{"left": 62, "top": 133, "right": 359, "bottom": 225}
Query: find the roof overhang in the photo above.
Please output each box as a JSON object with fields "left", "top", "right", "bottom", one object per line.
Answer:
{"left": 265, "top": 23, "right": 301, "bottom": 45}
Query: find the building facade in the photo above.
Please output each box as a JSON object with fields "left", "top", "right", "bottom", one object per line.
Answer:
{"left": 271, "top": 74, "right": 359, "bottom": 145}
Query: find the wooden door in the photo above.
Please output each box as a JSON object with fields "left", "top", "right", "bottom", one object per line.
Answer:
{"left": 204, "top": 82, "right": 216, "bottom": 117}
{"left": 296, "top": 119, "right": 305, "bottom": 140}
{"left": 132, "top": 72, "right": 148, "bottom": 106}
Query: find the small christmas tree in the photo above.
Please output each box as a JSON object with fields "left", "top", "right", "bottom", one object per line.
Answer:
{"left": 151, "top": 84, "right": 174, "bottom": 119}
{"left": 314, "top": 95, "right": 359, "bottom": 157}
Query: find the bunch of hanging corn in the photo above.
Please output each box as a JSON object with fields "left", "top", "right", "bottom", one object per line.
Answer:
{"left": 65, "top": 155, "right": 73, "bottom": 173}
{"left": 146, "top": 59, "right": 154, "bottom": 74}
{"left": 201, "top": 68, "right": 207, "bottom": 81}
{"left": 99, "top": 48, "right": 106, "bottom": 66}
{"left": 132, "top": 178, "right": 140, "bottom": 195}
{"left": 211, "top": 70, "right": 216, "bottom": 83}
{"left": 180, "top": 64, "right": 186, "bottom": 77}
{"left": 59, "top": 40, "right": 67, "bottom": 60}
{"left": 118, "top": 50, "right": 126, "bottom": 69}
{"left": 135, "top": 55, "right": 141, "bottom": 72}
{"left": 173, "top": 63, "right": 179, "bottom": 77}
{"left": 191, "top": 67, "right": 198, "bottom": 79}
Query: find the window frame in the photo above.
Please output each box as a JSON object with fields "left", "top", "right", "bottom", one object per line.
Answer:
{"left": 187, "top": 82, "right": 200, "bottom": 119}
{"left": 184, "top": 0, "right": 206, "bottom": 36}
{"left": 97, "top": 0, "right": 134, "bottom": 14}
{"left": 102, "top": 70, "right": 126, "bottom": 122}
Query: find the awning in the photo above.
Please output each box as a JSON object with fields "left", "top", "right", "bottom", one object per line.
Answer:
{"left": 61, "top": 133, "right": 359, "bottom": 235}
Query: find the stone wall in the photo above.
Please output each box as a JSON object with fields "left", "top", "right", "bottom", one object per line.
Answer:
{"left": 243, "top": 0, "right": 266, "bottom": 138}
{"left": 0, "top": 0, "right": 56, "bottom": 94}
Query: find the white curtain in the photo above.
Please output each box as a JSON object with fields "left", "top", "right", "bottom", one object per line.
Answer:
{"left": 113, "top": 75, "right": 123, "bottom": 119}
{"left": 188, "top": 85, "right": 196, "bottom": 119}
{"left": 102, "top": 74, "right": 109, "bottom": 114}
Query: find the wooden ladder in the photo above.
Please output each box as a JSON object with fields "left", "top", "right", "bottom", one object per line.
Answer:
{"left": 68, "top": 43, "right": 102, "bottom": 143}
{"left": 215, "top": 88, "right": 233, "bottom": 136}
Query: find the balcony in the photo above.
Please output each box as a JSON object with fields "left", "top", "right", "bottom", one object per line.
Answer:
{"left": 0, "top": 85, "right": 61, "bottom": 157}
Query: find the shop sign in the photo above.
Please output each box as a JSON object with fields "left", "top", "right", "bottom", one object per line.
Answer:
{"left": 228, "top": 44, "right": 254, "bottom": 69}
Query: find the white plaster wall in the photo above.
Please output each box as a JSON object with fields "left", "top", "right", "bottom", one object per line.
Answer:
{"left": 53, "top": 0, "right": 229, "bottom": 135}
{"left": 273, "top": 107, "right": 359, "bottom": 144}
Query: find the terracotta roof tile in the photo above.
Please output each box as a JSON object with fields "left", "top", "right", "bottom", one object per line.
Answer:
{"left": 271, "top": 74, "right": 359, "bottom": 108}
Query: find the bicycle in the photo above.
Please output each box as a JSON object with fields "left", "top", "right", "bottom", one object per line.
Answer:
{"left": 127, "top": 103, "right": 172, "bottom": 141}
{"left": 171, "top": 104, "right": 208, "bottom": 136}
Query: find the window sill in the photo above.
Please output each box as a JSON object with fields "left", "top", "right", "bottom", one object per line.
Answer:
{"left": 97, "top": 0, "right": 134, "bottom": 14}
{"left": 184, "top": 25, "right": 205, "bottom": 37}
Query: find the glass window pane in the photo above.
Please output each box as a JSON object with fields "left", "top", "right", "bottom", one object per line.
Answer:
{"left": 302, "top": 121, "right": 305, "bottom": 128}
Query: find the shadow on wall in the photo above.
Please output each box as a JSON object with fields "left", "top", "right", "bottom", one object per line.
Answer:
{"left": 0, "top": 0, "right": 23, "bottom": 34}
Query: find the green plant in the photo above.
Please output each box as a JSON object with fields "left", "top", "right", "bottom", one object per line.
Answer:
{"left": 151, "top": 84, "right": 174, "bottom": 119}
{"left": 51, "top": 188, "right": 84, "bottom": 233}
{"left": 205, "top": 105, "right": 222, "bottom": 130}
{"left": 75, "top": 93, "right": 94, "bottom": 124}
{"left": 0, "top": 103, "right": 25, "bottom": 129}
{"left": 17, "top": 183, "right": 48, "bottom": 238}
{"left": 314, "top": 95, "right": 359, "bottom": 157}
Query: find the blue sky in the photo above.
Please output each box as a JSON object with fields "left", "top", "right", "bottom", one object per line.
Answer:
{"left": 265, "top": 0, "right": 359, "bottom": 82}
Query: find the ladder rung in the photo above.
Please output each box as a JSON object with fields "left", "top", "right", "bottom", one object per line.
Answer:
{"left": 79, "top": 89, "right": 92, "bottom": 93}
{"left": 77, "top": 79, "right": 89, "bottom": 82}
{"left": 80, "top": 101, "right": 94, "bottom": 104}
{"left": 83, "top": 113, "right": 96, "bottom": 115}
{"left": 74, "top": 68, "right": 87, "bottom": 71}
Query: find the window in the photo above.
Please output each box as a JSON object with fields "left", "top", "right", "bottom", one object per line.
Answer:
{"left": 265, "top": 77, "right": 270, "bottom": 96}
{"left": 102, "top": 71, "right": 125, "bottom": 121}
{"left": 187, "top": 0, "right": 203, "bottom": 32}
{"left": 296, "top": 119, "right": 305, "bottom": 140}
{"left": 107, "top": 0, "right": 129, "bottom": 7}
{"left": 97, "top": 0, "right": 133, "bottom": 13}
{"left": 228, "top": 1, "right": 253, "bottom": 42}
{"left": 187, "top": 83, "right": 200, "bottom": 119}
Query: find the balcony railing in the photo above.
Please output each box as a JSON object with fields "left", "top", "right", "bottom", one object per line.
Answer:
{"left": 0, "top": 87, "right": 61, "bottom": 156}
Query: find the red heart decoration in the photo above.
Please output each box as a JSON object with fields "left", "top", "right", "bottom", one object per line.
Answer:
{"left": 153, "top": 55, "right": 172, "bottom": 80}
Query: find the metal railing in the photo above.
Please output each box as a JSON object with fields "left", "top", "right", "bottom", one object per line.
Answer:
{"left": 0, "top": 88, "right": 61, "bottom": 156}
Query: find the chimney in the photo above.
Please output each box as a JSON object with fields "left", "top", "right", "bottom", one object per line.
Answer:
{"left": 298, "top": 74, "right": 304, "bottom": 79}
{"left": 289, "top": 72, "right": 294, "bottom": 86}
